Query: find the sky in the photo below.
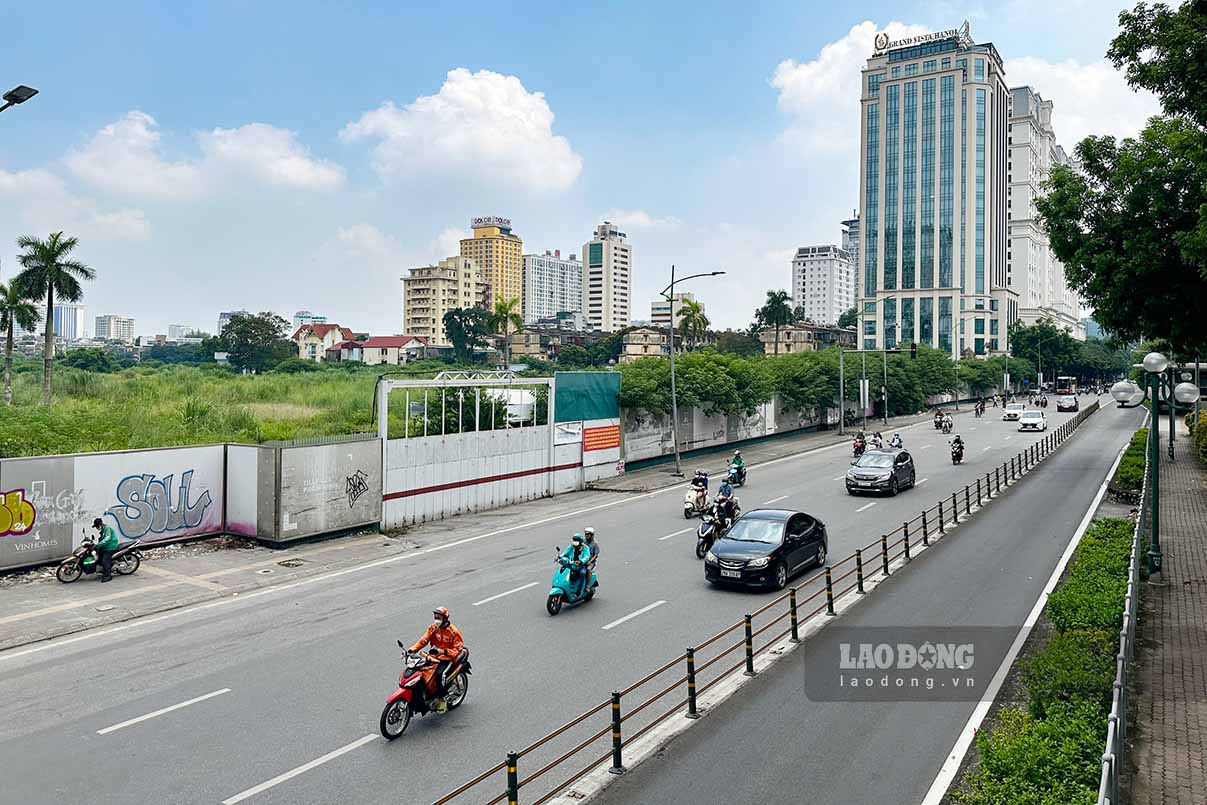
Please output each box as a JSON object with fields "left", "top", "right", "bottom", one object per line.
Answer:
{"left": 0, "top": 0, "right": 1160, "bottom": 337}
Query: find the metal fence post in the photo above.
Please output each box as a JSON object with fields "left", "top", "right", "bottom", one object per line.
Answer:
{"left": 685, "top": 648, "right": 699, "bottom": 718}
{"left": 744, "top": 614, "right": 756, "bottom": 675}
{"left": 881, "top": 534, "right": 891, "bottom": 574}
{"left": 995, "top": 466, "right": 1001, "bottom": 494}
{"left": 903, "top": 523, "right": 911, "bottom": 561}
{"left": 855, "top": 550, "right": 865, "bottom": 593}
{"left": 609, "top": 691, "right": 625, "bottom": 774}
{"left": 825, "top": 567, "right": 835, "bottom": 615}
{"left": 938, "top": 501, "right": 946, "bottom": 534}
{"left": 965, "top": 485, "right": 971, "bottom": 516}
{"left": 921, "top": 510, "right": 929, "bottom": 545}
{"left": 977, "top": 477, "right": 982, "bottom": 506}
{"left": 789, "top": 588, "right": 801, "bottom": 640}
{"left": 951, "top": 491, "right": 959, "bottom": 522}
{"left": 507, "top": 752, "right": 519, "bottom": 805}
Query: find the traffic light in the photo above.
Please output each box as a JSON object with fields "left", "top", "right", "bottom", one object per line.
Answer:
{"left": 910, "top": 342, "right": 918, "bottom": 360}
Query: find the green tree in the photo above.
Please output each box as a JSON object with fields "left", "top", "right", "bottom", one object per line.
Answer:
{"left": 837, "top": 307, "right": 858, "bottom": 328}
{"left": 555, "top": 343, "right": 592, "bottom": 368}
{"left": 13, "top": 232, "right": 96, "bottom": 404}
{"left": 1108, "top": 1, "right": 1207, "bottom": 130}
{"left": 0, "top": 280, "right": 41, "bottom": 405}
{"left": 714, "top": 329, "right": 763, "bottom": 357}
{"left": 758, "top": 290, "right": 793, "bottom": 356}
{"left": 442, "top": 307, "right": 490, "bottom": 364}
{"left": 62, "top": 348, "right": 119, "bottom": 373}
{"left": 1009, "top": 320, "right": 1081, "bottom": 382}
{"left": 488, "top": 296, "right": 523, "bottom": 367}
{"left": 221, "top": 312, "right": 293, "bottom": 372}
{"left": 677, "top": 297, "right": 710, "bottom": 350}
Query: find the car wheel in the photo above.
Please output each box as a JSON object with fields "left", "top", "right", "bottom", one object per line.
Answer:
{"left": 814, "top": 542, "right": 827, "bottom": 568}
{"left": 909, "top": 471, "right": 917, "bottom": 489}
{"left": 772, "top": 561, "right": 788, "bottom": 591}
{"left": 889, "top": 477, "right": 899, "bottom": 496}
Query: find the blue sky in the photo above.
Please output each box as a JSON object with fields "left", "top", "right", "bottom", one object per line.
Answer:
{"left": 0, "top": 1, "right": 1157, "bottom": 336}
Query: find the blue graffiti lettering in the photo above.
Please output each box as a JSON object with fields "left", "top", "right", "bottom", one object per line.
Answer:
{"left": 106, "top": 470, "right": 213, "bottom": 539}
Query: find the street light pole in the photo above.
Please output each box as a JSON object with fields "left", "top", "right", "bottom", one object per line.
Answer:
{"left": 861, "top": 350, "right": 868, "bottom": 432}
{"left": 662, "top": 266, "right": 726, "bottom": 477}
{"left": 0, "top": 85, "right": 39, "bottom": 114}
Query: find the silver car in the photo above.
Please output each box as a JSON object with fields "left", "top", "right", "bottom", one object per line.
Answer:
{"left": 1002, "top": 402, "right": 1026, "bottom": 421}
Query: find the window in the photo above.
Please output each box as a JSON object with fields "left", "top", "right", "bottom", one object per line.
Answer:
{"left": 905, "top": 63, "right": 918, "bottom": 76}
{"left": 938, "top": 296, "right": 953, "bottom": 352}
{"left": 864, "top": 104, "right": 880, "bottom": 296}
{"left": 920, "top": 78, "right": 936, "bottom": 288}
{"left": 974, "top": 59, "right": 985, "bottom": 80}
{"left": 920, "top": 297, "right": 934, "bottom": 346}
{"left": 868, "top": 73, "right": 884, "bottom": 97}
{"left": 884, "top": 298, "right": 897, "bottom": 348}
{"left": 891, "top": 66, "right": 900, "bottom": 78}
{"left": 901, "top": 298, "right": 915, "bottom": 344}
{"left": 975, "top": 89, "right": 986, "bottom": 295}
{"left": 974, "top": 318, "right": 985, "bottom": 335}
{"left": 941, "top": 57, "right": 951, "bottom": 69}
{"left": 902, "top": 81, "right": 917, "bottom": 289}
{"left": 939, "top": 75, "right": 954, "bottom": 289}
{"left": 924, "top": 60, "right": 937, "bottom": 73}
{"left": 864, "top": 320, "right": 876, "bottom": 336}
{"left": 884, "top": 84, "right": 899, "bottom": 291}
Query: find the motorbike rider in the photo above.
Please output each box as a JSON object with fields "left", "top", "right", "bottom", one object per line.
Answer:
{"left": 871, "top": 432, "right": 884, "bottom": 449}
{"left": 950, "top": 434, "right": 965, "bottom": 459}
{"left": 889, "top": 432, "right": 903, "bottom": 449}
{"left": 729, "top": 449, "right": 746, "bottom": 483}
{"left": 584, "top": 527, "right": 599, "bottom": 572}
{"left": 934, "top": 409, "right": 944, "bottom": 428}
{"left": 691, "top": 469, "right": 709, "bottom": 492}
{"left": 561, "top": 534, "right": 593, "bottom": 597}
{"left": 92, "top": 517, "right": 119, "bottom": 583}
{"left": 409, "top": 606, "right": 465, "bottom": 712}
{"left": 852, "top": 430, "right": 866, "bottom": 456}
{"left": 714, "top": 487, "right": 740, "bottom": 528}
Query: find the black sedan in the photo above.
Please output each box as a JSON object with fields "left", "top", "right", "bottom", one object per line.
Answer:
{"left": 845, "top": 448, "right": 916, "bottom": 495}
{"left": 704, "top": 509, "right": 828, "bottom": 590}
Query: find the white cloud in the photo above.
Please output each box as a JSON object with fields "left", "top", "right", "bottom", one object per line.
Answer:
{"left": 1004, "top": 57, "right": 1160, "bottom": 146}
{"left": 0, "top": 168, "right": 150, "bottom": 241}
{"left": 429, "top": 227, "right": 468, "bottom": 258}
{"left": 341, "top": 68, "right": 582, "bottom": 191}
{"left": 600, "top": 209, "right": 683, "bottom": 230}
{"left": 64, "top": 111, "right": 343, "bottom": 199}
{"left": 770, "top": 20, "right": 929, "bottom": 152}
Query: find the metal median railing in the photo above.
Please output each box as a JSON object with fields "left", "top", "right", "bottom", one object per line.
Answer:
{"left": 1096, "top": 412, "right": 1146, "bottom": 805}
{"left": 435, "top": 401, "right": 1101, "bottom": 805}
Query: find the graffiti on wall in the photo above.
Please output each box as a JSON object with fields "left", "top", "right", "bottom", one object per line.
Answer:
{"left": 0, "top": 490, "right": 37, "bottom": 537}
{"left": 345, "top": 470, "right": 369, "bottom": 508}
{"left": 106, "top": 470, "right": 214, "bottom": 538}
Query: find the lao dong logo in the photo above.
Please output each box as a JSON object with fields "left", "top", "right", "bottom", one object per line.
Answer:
{"left": 839, "top": 641, "right": 974, "bottom": 671}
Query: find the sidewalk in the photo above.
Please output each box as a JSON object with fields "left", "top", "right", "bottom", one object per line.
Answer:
{"left": 591, "top": 407, "right": 976, "bottom": 492}
{"left": 1128, "top": 421, "right": 1207, "bottom": 804}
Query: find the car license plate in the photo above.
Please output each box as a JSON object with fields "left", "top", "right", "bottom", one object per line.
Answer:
{"left": 721, "top": 569, "right": 741, "bottom": 579}
{"left": 858, "top": 481, "right": 872, "bottom": 487}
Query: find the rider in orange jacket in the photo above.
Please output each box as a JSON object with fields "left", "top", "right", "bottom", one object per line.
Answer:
{"left": 410, "top": 606, "right": 464, "bottom": 709}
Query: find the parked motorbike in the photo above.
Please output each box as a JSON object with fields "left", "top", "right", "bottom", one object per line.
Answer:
{"left": 379, "top": 643, "right": 471, "bottom": 740}
{"left": 547, "top": 549, "right": 597, "bottom": 615}
{"left": 56, "top": 533, "right": 142, "bottom": 583}
{"left": 726, "top": 462, "right": 746, "bottom": 487}
{"left": 683, "top": 485, "right": 709, "bottom": 519}
{"left": 950, "top": 441, "right": 964, "bottom": 465}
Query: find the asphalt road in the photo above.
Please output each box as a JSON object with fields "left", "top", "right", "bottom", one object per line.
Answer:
{"left": 594, "top": 398, "right": 1143, "bottom": 805}
{"left": 0, "top": 398, "right": 1113, "bottom": 805}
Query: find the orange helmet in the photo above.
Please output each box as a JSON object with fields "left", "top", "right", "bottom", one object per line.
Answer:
{"left": 433, "top": 606, "right": 450, "bottom": 623}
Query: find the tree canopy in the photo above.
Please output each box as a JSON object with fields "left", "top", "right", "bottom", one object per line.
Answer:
{"left": 442, "top": 307, "right": 491, "bottom": 364}
{"left": 220, "top": 311, "right": 294, "bottom": 372}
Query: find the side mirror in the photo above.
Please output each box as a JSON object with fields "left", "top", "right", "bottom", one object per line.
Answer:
{"left": 397, "top": 639, "right": 405, "bottom": 648}
{"left": 555, "top": 546, "right": 561, "bottom": 553}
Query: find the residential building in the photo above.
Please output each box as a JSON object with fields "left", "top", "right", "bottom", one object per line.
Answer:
{"left": 16, "top": 302, "right": 87, "bottom": 341}
{"left": 857, "top": 22, "right": 1014, "bottom": 359}
{"left": 522, "top": 250, "right": 582, "bottom": 324}
{"left": 95, "top": 314, "right": 136, "bottom": 343}
{"left": 292, "top": 323, "right": 354, "bottom": 361}
{"left": 402, "top": 256, "right": 489, "bottom": 345}
{"left": 324, "top": 340, "right": 363, "bottom": 362}
{"left": 1007, "top": 86, "right": 1085, "bottom": 340}
{"left": 841, "top": 213, "right": 861, "bottom": 303}
{"left": 293, "top": 310, "right": 327, "bottom": 330}
{"left": 167, "top": 324, "right": 192, "bottom": 341}
{"left": 791, "top": 245, "right": 853, "bottom": 326}
{"left": 650, "top": 292, "right": 704, "bottom": 331}
{"left": 533, "top": 311, "right": 587, "bottom": 332}
{"left": 359, "top": 335, "right": 429, "bottom": 365}
{"left": 619, "top": 327, "right": 667, "bottom": 363}
{"left": 218, "top": 310, "right": 250, "bottom": 334}
{"left": 582, "top": 221, "right": 632, "bottom": 332}
{"left": 760, "top": 324, "right": 816, "bottom": 355}
{"left": 461, "top": 216, "right": 523, "bottom": 315}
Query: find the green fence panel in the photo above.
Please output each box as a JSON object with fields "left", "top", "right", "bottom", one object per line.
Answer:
{"left": 554, "top": 371, "right": 620, "bottom": 422}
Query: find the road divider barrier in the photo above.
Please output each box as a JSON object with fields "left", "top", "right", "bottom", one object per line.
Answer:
{"left": 434, "top": 402, "right": 1101, "bottom": 805}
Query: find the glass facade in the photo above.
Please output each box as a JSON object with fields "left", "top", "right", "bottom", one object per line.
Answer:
{"left": 901, "top": 298, "right": 915, "bottom": 344}
{"left": 883, "top": 85, "right": 899, "bottom": 291}
{"left": 974, "top": 59, "right": 985, "bottom": 80}
{"left": 975, "top": 89, "right": 986, "bottom": 295}
{"left": 990, "top": 318, "right": 998, "bottom": 335}
{"left": 864, "top": 104, "right": 879, "bottom": 297}
{"left": 923, "top": 59, "right": 937, "bottom": 73}
{"left": 905, "top": 63, "right": 918, "bottom": 76}
{"left": 869, "top": 73, "right": 883, "bottom": 97}
{"left": 919, "top": 78, "right": 936, "bottom": 289}
{"left": 884, "top": 298, "right": 897, "bottom": 348}
{"left": 920, "top": 297, "right": 934, "bottom": 346}
{"left": 938, "top": 296, "right": 953, "bottom": 353}
{"left": 960, "top": 89, "right": 967, "bottom": 291}
{"left": 939, "top": 75, "right": 954, "bottom": 288}
{"left": 902, "top": 82, "right": 917, "bottom": 289}
{"left": 888, "top": 39, "right": 958, "bottom": 62}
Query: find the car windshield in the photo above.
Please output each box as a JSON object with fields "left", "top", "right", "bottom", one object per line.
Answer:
{"left": 1007, "top": 403, "right": 1024, "bottom": 411}
{"left": 854, "top": 453, "right": 895, "bottom": 469}
{"left": 1021, "top": 412, "right": 1042, "bottom": 419}
{"left": 723, "top": 518, "right": 784, "bottom": 544}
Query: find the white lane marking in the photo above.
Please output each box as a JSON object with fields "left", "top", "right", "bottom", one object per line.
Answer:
{"left": 472, "top": 581, "right": 539, "bottom": 607}
{"left": 916, "top": 478, "right": 929, "bottom": 485}
{"left": 222, "top": 734, "right": 379, "bottom": 805}
{"left": 921, "top": 444, "right": 933, "bottom": 449}
{"left": 0, "top": 413, "right": 942, "bottom": 664}
{"left": 658, "top": 528, "right": 693, "bottom": 542}
{"left": 96, "top": 688, "right": 231, "bottom": 735}
{"left": 855, "top": 501, "right": 877, "bottom": 513}
{"left": 601, "top": 600, "right": 667, "bottom": 631}
{"left": 1003, "top": 435, "right": 1013, "bottom": 441}
{"left": 982, "top": 446, "right": 991, "bottom": 452}
{"left": 763, "top": 495, "right": 789, "bottom": 505}
{"left": 919, "top": 418, "right": 1135, "bottom": 805}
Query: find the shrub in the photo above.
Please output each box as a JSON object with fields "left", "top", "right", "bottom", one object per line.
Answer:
{"left": 273, "top": 357, "right": 322, "bottom": 374}
{"left": 1022, "top": 629, "right": 1117, "bottom": 719}
{"left": 1112, "top": 428, "right": 1148, "bottom": 491}
{"left": 1046, "top": 518, "right": 1134, "bottom": 632}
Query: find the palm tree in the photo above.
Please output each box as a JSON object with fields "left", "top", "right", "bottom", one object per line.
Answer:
{"left": 488, "top": 297, "right": 523, "bottom": 368}
{"left": 760, "top": 290, "right": 793, "bottom": 355}
{"left": 677, "top": 298, "right": 710, "bottom": 351}
{"left": 0, "top": 281, "right": 41, "bottom": 405}
{"left": 13, "top": 232, "right": 95, "bottom": 404}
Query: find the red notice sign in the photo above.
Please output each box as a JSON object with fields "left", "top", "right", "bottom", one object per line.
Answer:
{"left": 583, "top": 424, "right": 621, "bottom": 452}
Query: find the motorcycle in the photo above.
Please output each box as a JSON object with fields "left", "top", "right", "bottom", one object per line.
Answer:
{"left": 696, "top": 510, "right": 721, "bottom": 559}
{"left": 889, "top": 437, "right": 903, "bottom": 450}
{"left": 726, "top": 462, "right": 746, "bottom": 487}
{"left": 683, "top": 485, "right": 709, "bottom": 519}
{"left": 379, "top": 643, "right": 471, "bottom": 740}
{"left": 852, "top": 437, "right": 866, "bottom": 458}
{"left": 941, "top": 419, "right": 953, "bottom": 435}
{"left": 950, "top": 442, "right": 964, "bottom": 465}
{"left": 56, "top": 532, "right": 143, "bottom": 583}
{"left": 547, "top": 549, "right": 597, "bottom": 615}
{"left": 933, "top": 416, "right": 944, "bottom": 430}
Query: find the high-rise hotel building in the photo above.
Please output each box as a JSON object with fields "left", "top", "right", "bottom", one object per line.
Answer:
{"left": 857, "top": 23, "right": 1015, "bottom": 358}
{"left": 461, "top": 216, "right": 524, "bottom": 316}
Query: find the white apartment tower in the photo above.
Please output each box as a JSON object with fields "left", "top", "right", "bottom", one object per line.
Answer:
{"left": 1008, "top": 86, "right": 1085, "bottom": 340}
{"left": 95, "top": 314, "right": 136, "bottom": 343}
{"left": 582, "top": 222, "right": 632, "bottom": 332}
{"left": 858, "top": 22, "right": 1015, "bottom": 358}
{"left": 792, "top": 245, "right": 853, "bottom": 326}
{"left": 650, "top": 292, "right": 703, "bottom": 329}
{"left": 522, "top": 250, "right": 582, "bottom": 324}
{"left": 841, "top": 214, "right": 861, "bottom": 303}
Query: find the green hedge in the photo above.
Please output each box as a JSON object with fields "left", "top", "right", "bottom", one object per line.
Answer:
{"left": 954, "top": 518, "right": 1134, "bottom": 805}
{"left": 1112, "top": 428, "right": 1148, "bottom": 491}
{"left": 1188, "top": 411, "right": 1207, "bottom": 466}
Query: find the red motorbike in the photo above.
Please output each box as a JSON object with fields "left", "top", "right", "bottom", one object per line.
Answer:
{"left": 379, "top": 642, "right": 472, "bottom": 740}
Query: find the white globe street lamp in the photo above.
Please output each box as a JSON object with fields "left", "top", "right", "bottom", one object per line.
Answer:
{"left": 1174, "top": 382, "right": 1201, "bottom": 405}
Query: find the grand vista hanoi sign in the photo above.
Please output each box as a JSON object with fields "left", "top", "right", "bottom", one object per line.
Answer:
{"left": 874, "top": 20, "right": 971, "bottom": 53}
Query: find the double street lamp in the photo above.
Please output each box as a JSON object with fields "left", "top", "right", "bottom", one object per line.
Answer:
{"left": 662, "top": 266, "right": 725, "bottom": 477}
{"left": 0, "top": 85, "right": 38, "bottom": 114}
{"left": 1110, "top": 351, "right": 1201, "bottom": 576}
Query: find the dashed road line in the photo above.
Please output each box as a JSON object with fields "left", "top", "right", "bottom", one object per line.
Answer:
{"left": 855, "top": 501, "right": 877, "bottom": 513}
{"left": 97, "top": 688, "right": 231, "bottom": 735}
{"left": 222, "top": 734, "right": 379, "bottom": 804}
{"left": 472, "top": 581, "right": 539, "bottom": 606}
{"left": 602, "top": 600, "right": 667, "bottom": 631}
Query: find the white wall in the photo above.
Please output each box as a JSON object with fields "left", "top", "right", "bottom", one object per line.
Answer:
{"left": 225, "top": 445, "right": 261, "bottom": 537}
